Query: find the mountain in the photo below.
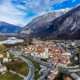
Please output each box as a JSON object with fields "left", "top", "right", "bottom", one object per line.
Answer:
{"left": 20, "top": 8, "right": 70, "bottom": 35}
{"left": 20, "top": 5, "right": 80, "bottom": 39}
{"left": 0, "top": 21, "right": 22, "bottom": 34}
{"left": 51, "top": 5, "right": 80, "bottom": 39}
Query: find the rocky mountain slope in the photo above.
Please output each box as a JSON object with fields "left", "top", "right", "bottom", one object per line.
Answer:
{"left": 20, "top": 5, "right": 80, "bottom": 39}
{"left": 20, "top": 8, "right": 70, "bottom": 35}
{"left": 52, "top": 5, "right": 80, "bottom": 39}
{"left": 0, "top": 21, "right": 22, "bottom": 34}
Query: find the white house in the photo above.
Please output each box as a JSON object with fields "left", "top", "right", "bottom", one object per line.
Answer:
{"left": 0, "top": 66, "right": 7, "bottom": 73}
{"left": 3, "top": 57, "right": 8, "bottom": 63}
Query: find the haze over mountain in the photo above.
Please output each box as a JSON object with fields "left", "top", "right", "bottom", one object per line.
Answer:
{"left": 20, "top": 5, "right": 80, "bottom": 39}
{"left": 0, "top": 21, "right": 22, "bottom": 34}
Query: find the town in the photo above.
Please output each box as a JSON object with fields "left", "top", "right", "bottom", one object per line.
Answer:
{"left": 0, "top": 37, "right": 80, "bottom": 80}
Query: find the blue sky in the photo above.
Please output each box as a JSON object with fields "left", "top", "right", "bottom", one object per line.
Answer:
{"left": 0, "top": 0, "right": 80, "bottom": 26}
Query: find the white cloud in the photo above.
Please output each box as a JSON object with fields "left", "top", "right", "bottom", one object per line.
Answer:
{"left": 0, "top": 0, "right": 68, "bottom": 26}
{"left": 19, "top": 0, "right": 68, "bottom": 14}
{"left": 0, "top": 0, "right": 27, "bottom": 26}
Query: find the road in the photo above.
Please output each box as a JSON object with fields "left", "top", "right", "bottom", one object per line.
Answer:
{"left": 10, "top": 70, "right": 27, "bottom": 80}
{"left": 38, "top": 68, "right": 50, "bottom": 80}
{"left": 10, "top": 49, "right": 35, "bottom": 80}
{"left": 21, "top": 52, "right": 53, "bottom": 68}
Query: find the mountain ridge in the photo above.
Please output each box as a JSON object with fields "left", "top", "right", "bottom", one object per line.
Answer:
{"left": 20, "top": 8, "right": 70, "bottom": 35}
{"left": 0, "top": 21, "right": 22, "bottom": 34}
{"left": 20, "top": 5, "right": 80, "bottom": 39}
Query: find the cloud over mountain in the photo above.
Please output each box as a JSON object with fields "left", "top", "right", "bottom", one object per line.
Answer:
{"left": 0, "top": 0, "right": 69, "bottom": 25}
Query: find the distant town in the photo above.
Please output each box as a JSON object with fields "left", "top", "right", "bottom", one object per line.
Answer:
{"left": 0, "top": 37, "right": 80, "bottom": 80}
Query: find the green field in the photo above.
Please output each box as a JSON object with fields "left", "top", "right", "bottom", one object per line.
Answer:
{"left": 3, "top": 52, "right": 15, "bottom": 57}
{"left": 0, "top": 72, "right": 23, "bottom": 80}
{"left": 3, "top": 52, "right": 7, "bottom": 57}
{"left": 4, "top": 60, "right": 29, "bottom": 76}
{"left": 0, "top": 45, "right": 5, "bottom": 51}
{"left": 9, "top": 52, "right": 15, "bottom": 58}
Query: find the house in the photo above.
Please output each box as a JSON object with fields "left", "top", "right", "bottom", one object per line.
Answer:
{"left": 0, "top": 54, "right": 3, "bottom": 58}
{"left": 62, "top": 52, "right": 71, "bottom": 56}
{"left": 0, "top": 66, "right": 7, "bottom": 73}
{"left": 46, "top": 78, "right": 53, "bottom": 80}
{"left": 3, "top": 57, "right": 8, "bottom": 63}
{"left": 47, "top": 68, "right": 58, "bottom": 80}
{"left": 74, "top": 56, "right": 78, "bottom": 60}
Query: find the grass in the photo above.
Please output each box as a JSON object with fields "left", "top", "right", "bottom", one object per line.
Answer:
{"left": 9, "top": 52, "right": 15, "bottom": 58}
{"left": 3, "top": 59, "right": 29, "bottom": 76}
{"left": 3, "top": 52, "right": 15, "bottom": 59}
{"left": 22, "top": 55, "right": 41, "bottom": 80}
{"left": 69, "top": 58, "right": 78, "bottom": 66}
{"left": 3, "top": 52, "right": 7, "bottom": 57}
{"left": 0, "top": 72, "right": 23, "bottom": 80}
{"left": 0, "top": 45, "right": 5, "bottom": 51}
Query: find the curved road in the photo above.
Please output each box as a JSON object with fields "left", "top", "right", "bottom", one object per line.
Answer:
{"left": 10, "top": 49, "right": 35, "bottom": 80}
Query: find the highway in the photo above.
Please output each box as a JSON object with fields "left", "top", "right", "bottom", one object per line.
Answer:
{"left": 10, "top": 49, "right": 35, "bottom": 80}
{"left": 21, "top": 52, "right": 53, "bottom": 68}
